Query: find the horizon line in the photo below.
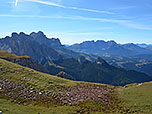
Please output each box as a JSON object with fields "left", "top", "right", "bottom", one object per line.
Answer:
{"left": 0, "top": 31, "right": 152, "bottom": 45}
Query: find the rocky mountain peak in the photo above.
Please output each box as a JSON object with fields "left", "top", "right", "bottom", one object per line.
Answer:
{"left": 19, "top": 32, "right": 29, "bottom": 38}
{"left": 96, "top": 40, "right": 106, "bottom": 43}
{"left": 29, "top": 31, "right": 62, "bottom": 48}
{"left": 107, "top": 40, "right": 117, "bottom": 45}
{"left": 30, "top": 32, "right": 36, "bottom": 36}
{"left": 37, "top": 31, "right": 45, "bottom": 37}
{"left": 19, "top": 32, "right": 26, "bottom": 35}
{"left": 11, "top": 32, "right": 18, "bottom": 38}
{"left": 38, "top": 31, "right": 44, "bottom": 35}
{"left": 11, "top": 32, "right": 29, "bottom": 39}
{"left": 30, "top": 31, "right": 46, "bottom": 39}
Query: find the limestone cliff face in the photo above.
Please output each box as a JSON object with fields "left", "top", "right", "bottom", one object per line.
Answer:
{"left": 30, "top": 31, "right": 62, "bottom": 48}
{"left": 29, "top": 31, "right": 96, "bottom": 61}
{"left": 0, "top": 32, "right": 63, "bottom": 64}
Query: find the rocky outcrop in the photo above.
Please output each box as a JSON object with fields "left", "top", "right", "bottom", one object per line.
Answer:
{"left": 57, "top": 71, "right": 76, "bottom": 81}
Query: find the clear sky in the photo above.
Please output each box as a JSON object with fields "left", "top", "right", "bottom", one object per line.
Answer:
{"left": 0, "top": 0, "right": 152, "bottom": 44}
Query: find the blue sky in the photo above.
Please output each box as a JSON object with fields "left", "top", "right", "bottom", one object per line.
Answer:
{"left": 0, "top": 0, "right": 152, "bottom": 44}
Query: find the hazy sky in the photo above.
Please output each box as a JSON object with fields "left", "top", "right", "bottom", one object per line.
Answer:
{"left": 0, "top": 0, "right": 152, "bottom": 44}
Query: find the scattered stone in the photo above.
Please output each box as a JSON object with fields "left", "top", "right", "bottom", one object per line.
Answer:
{"left": 0, "top": 79, "right": 114, "bottom": 106}
{"left": 136, "top": 83, "right": 143, "bottom": 87}
{"left": 58, "top": 84, "right": 113, "bottom": 105}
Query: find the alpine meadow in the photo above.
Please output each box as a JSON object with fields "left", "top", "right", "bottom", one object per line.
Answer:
{"left": 1, "top": 0, "right": 152, "bottom": 114}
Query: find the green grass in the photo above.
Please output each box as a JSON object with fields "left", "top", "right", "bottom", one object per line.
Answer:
{"left": 119, "top": 82, "right": 152, "bottom": 113}
{"left": 0, "top": 99, "right": 79, "bottom": 114}
{"left": 0, "top": 58, "right": 77, "bottom": 90}
{"left": 0, "top": 98, "right": 127, "bottom": 114}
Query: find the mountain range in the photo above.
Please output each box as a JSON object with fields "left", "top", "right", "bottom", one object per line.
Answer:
{"left": 69, "top": 40, "right": 152, "bottom": 76}
{"left": 0, "top": 31, "right": 152, "bottom": 86}
{"left": 0, "top": 32, "right": 96, "bottom": 64}
{"left": 69, "top": 40, "right": 152, "bottom": 56}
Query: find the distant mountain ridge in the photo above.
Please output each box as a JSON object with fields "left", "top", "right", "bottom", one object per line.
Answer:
{"left": 68, "top": 40, "right": 152, "bottom": 76}
{"left": 121, "top": 43, "right": 151, "bottom": 54}
{"left": 69, "top": 40, "right": 152, "bottom": 56}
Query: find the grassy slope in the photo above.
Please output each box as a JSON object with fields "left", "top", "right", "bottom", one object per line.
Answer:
{"left": 0, "top": 99, "right": 79, "bottom": 114}
{"left": 119, "top": 82, "right": 152, "bottom": 113}
{"left": 0, "top": 58, "right": 76, "bottom": 89}
{"left": 0, "top": 58, "right": 148, "bottom": 114}
{"left": 0, "top": 59, "right": 116, "bottom": 114}
{"left": 0, "top": 58, "right": 79, "bottom": 114}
